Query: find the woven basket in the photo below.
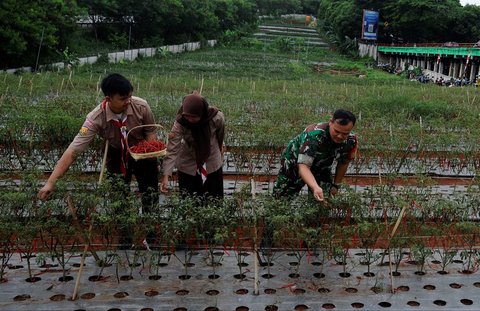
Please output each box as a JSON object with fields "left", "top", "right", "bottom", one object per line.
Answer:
{"left": 126, "top": 124, "right": 168, "bottom": 161}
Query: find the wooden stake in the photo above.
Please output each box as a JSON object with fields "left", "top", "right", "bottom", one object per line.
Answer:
{"left": 251, "top": 178, "right": 260, "bottom": 295}
{"left": 72, "top": 142, "right": 109, "bottom": 300}
{"left": 387, "top": 204, "right": 407, "bottom": 294}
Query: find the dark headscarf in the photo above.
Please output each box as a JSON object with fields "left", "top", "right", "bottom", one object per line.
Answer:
{"left": 176, "top": 92, "right": 219, "bottom": 166}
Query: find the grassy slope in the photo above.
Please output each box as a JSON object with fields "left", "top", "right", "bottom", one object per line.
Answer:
{"left": 1, "top": 43, "right": 479, "bottom": 153}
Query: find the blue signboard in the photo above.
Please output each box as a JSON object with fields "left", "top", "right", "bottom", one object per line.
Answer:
{"left": 362, "top": 10, "right": 379, "bottom": 40}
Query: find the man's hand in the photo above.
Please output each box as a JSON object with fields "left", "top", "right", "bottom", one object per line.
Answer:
{"left": 160, "top": 175, "right": 169, "bottom": 193}
{"left": 38, "top": 181, "right": 55, "bottom": 201}
{"left": 312, "top": 185, "right": 324, "bottom": 202}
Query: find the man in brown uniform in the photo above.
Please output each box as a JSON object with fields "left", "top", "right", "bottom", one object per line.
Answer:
{"left": 38, "top": 73, "right": 159, "bottom": 213}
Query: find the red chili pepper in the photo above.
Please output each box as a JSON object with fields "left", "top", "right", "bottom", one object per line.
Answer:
{"left": 130, "top": 140, "right": 166, "bottom": 153}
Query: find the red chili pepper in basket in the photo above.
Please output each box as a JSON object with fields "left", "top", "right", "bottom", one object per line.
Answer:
{"left": 130, "top": 140, "right": 166, "bottom": 153}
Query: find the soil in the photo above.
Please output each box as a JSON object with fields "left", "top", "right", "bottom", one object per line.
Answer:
{"left": 264, "top": 288, "right": 276, "bottom": 294}
{"left": 175, "top": 290, "right": 189, "bottom": 296}
{"left": 407, "top": 301, "right": 420, "bottom": 307}
{"left": 318, "top": 288, "right": 330, "bottom": 293}
{"left": 113, "top": 292, "right": 129, "bottom": 298}
{"left": 80, "top": 293, "right": 95, "bottom": 299}
{"left": 49, "top": 294, "right": 66, "bottom": 301}
{"left": 449, "top": 283, "right": 462, "bottom": 288}
{"left": 321, "top": 303, "right": 335, "bottom": 310}
{"left": 13, "top": 294, "right": 31, "bottom": 301}
{"left": 265, "top": 306, "right": 278, "bottom": 311}
{"left": 144, "top": 290, "right": 159, "bottom": 297}
{"left": 206, "top": 290, "right": 219, "bottom": 296}
{"left": 235, "top": 289, "right": 248, "bottom": 295}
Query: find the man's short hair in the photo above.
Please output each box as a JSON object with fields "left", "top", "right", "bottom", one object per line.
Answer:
{"left": 101, "top": 73, "right": 133, "bottom": 97}
{"left": 332, "top": 109, "right": 356, "bottom": 126}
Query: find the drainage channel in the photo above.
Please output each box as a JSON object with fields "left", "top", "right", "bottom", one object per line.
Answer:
{"left": 0, "top": 250, "right": 479, "bottom": 311}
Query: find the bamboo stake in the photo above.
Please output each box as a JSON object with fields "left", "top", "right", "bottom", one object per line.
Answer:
{"left": 387, "top": 204, "right": 407, "bottom": 294}
{"left": 251, "top": 178, "right": 260, "bottom": 295}
{"left": 72, "top": 142, "right": 109, "bottom": 300}
{"left": 199, "top": 77, "right": 204, "bottom": 95}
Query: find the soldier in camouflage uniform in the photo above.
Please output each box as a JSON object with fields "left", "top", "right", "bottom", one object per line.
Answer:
{"left": 273, "top": 109, "right": 358, "bottom": 201}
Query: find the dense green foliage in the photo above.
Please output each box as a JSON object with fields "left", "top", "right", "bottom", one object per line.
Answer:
{"left": 318, "top": 0, "right": 480, "bottom": 48}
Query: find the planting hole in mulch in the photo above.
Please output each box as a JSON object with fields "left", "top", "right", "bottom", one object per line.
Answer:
{"left": 237, "top": 262, "right": 248, "bottom": 267}
{"left": 289, "top": 273, "right": 300, "bottom": 278}
{"left": 295, "top": 304, "right": 310, "bottom": 310}
{"left": 321, "top": 303, "right": 334, "bottom": 309}
{"left": 363, "top": 272, "right": 375, "bottom": 277}
{"left": 59, "top": 276, "right": 74, "bottom": 282}
{"left": 437, "top": 270, "right": 448, "bottom": 275}
{"left": 13, "top": 294, "right": 31, "bottom": 301}
{"left": 414, "top": 271, "right": 426, "bottom": 276}
{"left": 204, "top": 307, "right": 219, "bottom": 311}
{"left": 0, "top": 278, "right": 7, "bottom": 283}
{"left": 235, "top": 307, "right": 249, "bottom": 311}
{"left": 407, "top": 301, "right": 420, "bottom": 307}
{"left": 179, "top": 274, "right": 191, "bottom": 280}
{"left": 371, "top": 286, "right": 383, "bottom": 294}
{"left": 235, "top": 289, "right": 248, "bottom": 295}
{"left": 260, "top": 262, "right": 273, "bottom": 267}
{"left": 354, "top": 252, "right": 366, "bottom": 256}
{"left": 184, "top": 263, "right": 195, "bottom": 267}
{"left": 25, "top": 277, "right": 41, "bottom": 283}
{"left": 120, "top": 275, "right": 133, "bottom": 281}
{"left": 461, "top": 269, "right": 474, "bottom": 274}
{"left": 345, "top": 287, "right": 358, "bottom": 293}
{"left": 294, "top": 288, "right": 306, "bottom": 294}
{"left": 208, "top": 274, "right": 220, "bottom": 279}
{"left": 351, "top": 303, "right": 364, "bottom": 308}
{"left": 262, "top": 273, "right": 275, "bottom": 279}
{"left": 390, "top": 271, "right": 400, "bottom": 276}
{"left": 80, "top": 293, "right": 95, "bottom": 300}
{"left": 206, "top": 290, "right": 219, "bottom": 296}
{"left": 264, "top": 288, "right": 276, "bottom": 294}
{"left": 450, "top": 283, "right": 462, "bottom": 289}
{"left": 176, "top": 290, "right": 189, "bottom": 296}
{"left": 89, "top": 275, "right": 107, "bottom": 282}
{"left": 433, "top": 300, "right": 447, "bottom": 306}
{"left": 289, "top": 262, "right": 299, "bottom": 266}
{"left": 145, "top": 290, "right": 159, "bottom": 297}
{"left": 173, "top": 308, "right": 187, "bottom": 311}
{"left": 213, "top": 251, "right": 224, "bottom": 256}
{"left": 140, "top": 308, "right": 154, "bottom": 311}
{"left": 113, "top": 291, "right": 129, "bottom": 298}
{"left": 460, "top": 299, "right": 473, "bottom": 305}
{"left": 149, "top": 275, "right": 161, "bottom": 280}
{"left": 39, "top": 263, "right": 58, "bottom": 268}
{"left": 474, "top": 282, "right": 480, "bottom": 288}
{"left": 71, "top": 263, "right": 85, "bottom": 268}
{"left": 318, "top": 288, "right": 330, "bottom": 293}
{"left": 423, "top": 285, "right": 436, "bottom": 290}
{"left": 98, "top": 262, "right": 112, "bottom": 268}
{"left": 431, "top": 260, "right": 441, "bottom": 264}
{"left": 265, "top": 305, "right": 278, "bottom": 311}
{"left": 336, "top": 261, "right": 346, "bottom": 266}
{"left": 339, "top": 272, "right": 351, "bottom": 278}
{"left": 158, "top": 263, "right": 168, "bottom": 267}
{"left": 129, "top": 263, "right": 141, "bottom": 268}
{"left": 9, "top": 265, "right": 23, "bottom": 269}
{"left": 397, "top": 286, "right": 410, "bottom": 292}
{"left": 313, "top": 272, "right": 325, "bottom": 278}
{"left": 239, "top": 252, "right": 249, "bottom": 256}
{"left": 378, "top": 302, "right": 391, "bottom": 308}
{"left": 311, "top": 262, "right": 322, "bottom": 266}
{"left": 453, "top": 259, "right": 463, "bottom": 264}
{"left": 286, "top": 253, "right": 296, "bottom": 256}
{"left": 234, "top": 273, "right": 246, "bottom": 279}
{"left": 50, "top": 294, "right": 65, "bottom": 301}
{"left": 107, "top": 309, "right": 121, "bottom": 311}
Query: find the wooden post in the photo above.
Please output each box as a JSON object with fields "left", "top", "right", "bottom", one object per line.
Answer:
{"left": 72, "top": 142, "right": 109, "bottom": 300}
{"left": 388, "top": 204, "right": 407, "bottom": 294}
{"left": 251, "top": 178, "right": 260, "bottom": 295}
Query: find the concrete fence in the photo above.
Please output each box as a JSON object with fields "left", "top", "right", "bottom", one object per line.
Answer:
{"left": 3, "top": 40, "right": 216, "bottom": 74}
{"left": 358, "top": 42, "right": 377, "bottom": 60}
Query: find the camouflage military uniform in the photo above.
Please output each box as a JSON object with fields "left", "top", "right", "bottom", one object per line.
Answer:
{"left": 273, "top": 122, "right": 357, "bottom": 197}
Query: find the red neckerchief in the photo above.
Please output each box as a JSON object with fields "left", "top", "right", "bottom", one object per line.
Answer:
{"left": 102, "top": 99, "right": 128, "bottom": 176}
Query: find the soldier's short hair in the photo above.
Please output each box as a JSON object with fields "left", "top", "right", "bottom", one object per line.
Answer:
{"left": 333, "top": 109, "right": 356, "bottom": 126}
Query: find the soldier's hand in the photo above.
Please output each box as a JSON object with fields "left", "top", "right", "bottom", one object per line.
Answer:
{"left": 312, "top": 186, "right": 324, "bottom": 202}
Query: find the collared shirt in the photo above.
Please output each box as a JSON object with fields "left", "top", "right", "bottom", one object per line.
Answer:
{"left": 282, "top": 122, "right": 357, "bottom": 173}
{"left": 162, "top": 111, "right": 225, "bottom": 176}
{"left": 69, "top": 96, "right": 156, "bottom": 152}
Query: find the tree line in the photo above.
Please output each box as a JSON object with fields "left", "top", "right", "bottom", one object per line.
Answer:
{"left": 317, "top": 0, "right": 480, "bottom": 50}
{"left": 0, "top": 0, "right": 320, "bottom": 69}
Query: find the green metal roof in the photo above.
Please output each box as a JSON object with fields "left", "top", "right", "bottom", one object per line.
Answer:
{"left": 378, "top": 46, "right": 480, "bottom": 57}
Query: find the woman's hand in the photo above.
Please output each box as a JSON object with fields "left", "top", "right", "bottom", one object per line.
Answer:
{"left": 160, "top": 175, "right": 170, "bottom": 193}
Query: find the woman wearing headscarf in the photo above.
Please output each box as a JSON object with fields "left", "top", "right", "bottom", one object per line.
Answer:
{"left": 160, "top": 91, "right": 225, "bottom": 198}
